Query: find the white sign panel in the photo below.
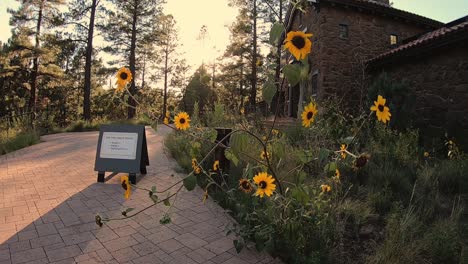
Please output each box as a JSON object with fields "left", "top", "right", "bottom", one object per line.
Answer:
{"left": 100, "top": 132, "right": 138, "bottom": 160}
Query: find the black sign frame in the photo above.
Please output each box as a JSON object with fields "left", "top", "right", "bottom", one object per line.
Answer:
{"left": 94, "top": 124, "right": 149, "bottom": 184}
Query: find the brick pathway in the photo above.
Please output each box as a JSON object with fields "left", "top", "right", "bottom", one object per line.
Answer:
{"left": 0, "top": 126, "right": 282, "bottom": 264}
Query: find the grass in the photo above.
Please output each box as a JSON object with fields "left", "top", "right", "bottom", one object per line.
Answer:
{"left": 0, "top": 130, "right": 40, "bottom": 155}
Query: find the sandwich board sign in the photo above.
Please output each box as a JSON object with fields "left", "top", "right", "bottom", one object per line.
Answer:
{"left": 94, "top": 124, "right": 149, "bottom": 184}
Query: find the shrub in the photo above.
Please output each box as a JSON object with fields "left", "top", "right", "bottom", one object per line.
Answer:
{"left": 0, "top": 130, "right": 40, "bottom": 155}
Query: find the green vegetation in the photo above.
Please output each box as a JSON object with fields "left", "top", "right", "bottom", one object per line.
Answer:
{"left": 0, "top": 129, "right": 40, "bottom": 155}
{"left": 165, "top": 101, "right": 467, "bottom": 264}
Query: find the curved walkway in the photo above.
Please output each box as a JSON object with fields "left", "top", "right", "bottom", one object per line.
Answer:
{"left": 0, "top": 126, "right": 281, "bottom": 264}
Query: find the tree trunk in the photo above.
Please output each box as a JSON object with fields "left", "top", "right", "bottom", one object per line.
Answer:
{"left": 240, "top": 54, "right": 244, "bottom": 108}
{"left": 127, "top": 0, "right": 138, "bottom": 119}
{"left": 141, "top": 53, "right": 146, "bottom": 90}
{"left": 29, "top": 0, "right": 44, "bottom": 125}
{"left": 83, "top": 0, "right": 97, "bottom": 121}
{"left": 249, "top": 0, "right": 258, "bottom": 111}
{"left": 274, "top": 0, "right": 283, "bottom": 114}
{"left": 163, "top": 47, "right": 168, "bottom": 119}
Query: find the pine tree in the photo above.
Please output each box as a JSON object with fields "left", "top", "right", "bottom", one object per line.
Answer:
{"left": 101, "top": 0, "right": 164, "bottom": 119}
{"left": 8, "top": 0, "right": 65, "bottom": 124}
{"left": 67, "top": 0, "right": 102, "bottom": 121}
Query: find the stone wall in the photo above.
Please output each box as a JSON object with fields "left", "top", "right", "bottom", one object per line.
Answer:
{"left": 316, "top": 3, "right": 432, "bottom": 107}
{"left": 371, "top": 43, "right": 468, "bottom": 150}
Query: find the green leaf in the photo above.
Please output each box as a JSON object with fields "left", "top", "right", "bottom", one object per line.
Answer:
{"left": 343, "top": 136, "right": 354, "bottom": 145}
{"left": 324, "top": 162, "right": 337, "bottom": 173}
{"left": 150, "top": 194, "right": 159, "bottom": 204}
{"left": 269, "top": 23, "right": 284, "bottom": 45}
{"left": 183, "top": 175, "right": 197, "bottom": 191}
{"left": 151, "top": 186, "right": 157, "bottom": 193}
{"left": 262, "top": 81, "right": 276, "bottom": 105}
{"left": 283, "top": 64, "right": 302, "bottom": 87}
{"left": 224, "top": 148, "right": 239, "bottom": 167}
{"left": 292, "top": 188, "right": 309, "bottom": 205}
{"left": 318, "top": 148, "right": 331, "bottom": 163}
{"left": 159, "top": 214, "right": 171, "bottom": 225}
{"left": 233, "top": 239, "right": 244, "bottom": 253}
{"left": 163, "top": 198, "right": 171, "bottom": 207}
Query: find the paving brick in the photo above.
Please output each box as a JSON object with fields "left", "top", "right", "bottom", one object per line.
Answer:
{"left": 175, "top": 233, "right": 208, "bottom": 250}
{"left": 35, "top": 223, "right": 58, "bottom": 237}
{"left": 102, "top": 236, "right": 138, "bottom": 252}
{"left": 11, "top": 248, "right": 46, "bottom": 264}
{"left": 0, "top": 249, "right": 10, "bottom": 262}
{"left": 113, "top": 225, "right": 137, "bottom": 237}
{"left": 187, "top": 247, "right": 217, "bottom": 263}
{"left": 204, "top": 237, "right": 235, "bottom": 255}
{"left": 147, "top": 227, "right": 178, "bottom": 244}
{"left": 132, "top": 241, "right": 159, "bottom": 257}
{"left": 109, "top": 247, "right": 139, "bottom": 263}
{"left": 78, "top": 239, "right": 104, "bottom": 253}
{"left": 1, "top": 127, "right": 280, "bottom": 264}
{"left": 157, "top": 239, "right": 184, "bottom": 254}
{"left": 45, "top": 245, "right": 82, "bottom": 262}
{"left": 62, "top": 231, "right": 95, "bottom": 246}
{"left": 132, "top": 253, "right": 165, "bottom": 264}
{"left": 9, "top": 240, "right": 31, "bottom": 253}
{"left": 221, "top": 257, "right": 250, "bottom": 264}
{"left": 30, "top": 234, "right": 63, "bottom": 248}
{"left": 17, "top": 230, "right": 38, "bottom": 241}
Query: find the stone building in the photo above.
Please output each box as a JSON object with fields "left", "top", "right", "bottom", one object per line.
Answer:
{"left": 367, "top": 16, "right": 468, "bottom": 148}
{"left": 281, "top": 0, "right": 468, "bottom": 148}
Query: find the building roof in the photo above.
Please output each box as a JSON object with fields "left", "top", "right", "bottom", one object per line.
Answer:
{"left": 324, "top": 0, "right": 443, "bottom": 28}
{"left": 285, "top": 0, "right": 444, "bottom": 32}
{"left": 368, "top": 16, "right": 468, "bottom": 65}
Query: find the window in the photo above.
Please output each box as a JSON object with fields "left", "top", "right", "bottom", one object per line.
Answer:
{"left": 390, "top": 34, "right": 398, "bottom": 45}
{"left": 339, "top": 24, "right": 349, "bottom": 39}
{"left": 311, "top": 71, "right": 319, "bottom": 97}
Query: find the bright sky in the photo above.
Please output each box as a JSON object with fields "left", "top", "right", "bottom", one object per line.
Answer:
{"left": 0, "top": 0, "right": 467, "bottom": 66}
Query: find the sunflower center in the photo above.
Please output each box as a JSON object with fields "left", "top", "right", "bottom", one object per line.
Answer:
{"left": 179, "top": 118, "right": 185, "bottom": 124}
{"left": 307, "top": 111, "right": 314, "bottom": 120}
{"left": 259, "top": 181, "right": 267, "bottom": 189}
{"left": 120, "top": 72, "right": 128, "bottom": 80}
{"left": 378, "top": 104, "right": 384, "bottom": 112}
{"left": 241, "top": 181, "right": 250, "bottom": 189}
{"left": 291, "top": 36, "right": 306, "bottom": 49}
{"left": 121, "top": 181, "right": 128, "bottom": 190}
{"left": 356, "top": 156, "right": 368, "bottom": 168}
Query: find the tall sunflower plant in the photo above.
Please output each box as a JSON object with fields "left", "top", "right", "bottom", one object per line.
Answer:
{"left": 95, "top": 1, "right": 396, "bottom": 257}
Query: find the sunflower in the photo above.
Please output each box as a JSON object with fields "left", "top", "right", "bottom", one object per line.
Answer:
{"left": 165, "top": 111, "right": 170, "bottom": 118}
{"left": 353, "top": 153, "right": 371, "bottom": 170}
{"left": 370, "top": 95, "right": 391, "bottom": 124}
{"left": 301, "top": 102, "right": 318, "bottom": 128}
{"left": 192, "top": 158, "right": 201, "bottom": 174}
{"left": 174, "top": 112, "right": 191, "bottom": 130}
{"left": 260, "top": 150, "right": 270, "bottom": 160}
{"left": 272, "top": 129, "right": 280, "bottom": 136}
{"left": 340, "top": 144, "right": 347, "bottom": 159}
{"left": 333, "top": 169, "right": 341, "bottom": 183}
{"left": 239, "top": 179, "right": 253, "bottom": 193}
{"left": 115, "top": 67, "right": 132, "bottom": 92}
{"left": 163, "top": 117, "right": 169, "bottom": 125}
{"left": 424, "top": 151, "right": 430, "bottom": 158}
{"left": 283, "top": 31, "right": 313, "bottom": 60}
{"left": 321, "top": 184, "right": 332, "bottom": 193}
{"left": 121, "top": 175, "right": 131, "bottom": 200}
{"left": 253, "top": 172, "right": 276, "bottom": 198}
{"left": 213, "top": 160, "right": 220, "bottom": 171}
